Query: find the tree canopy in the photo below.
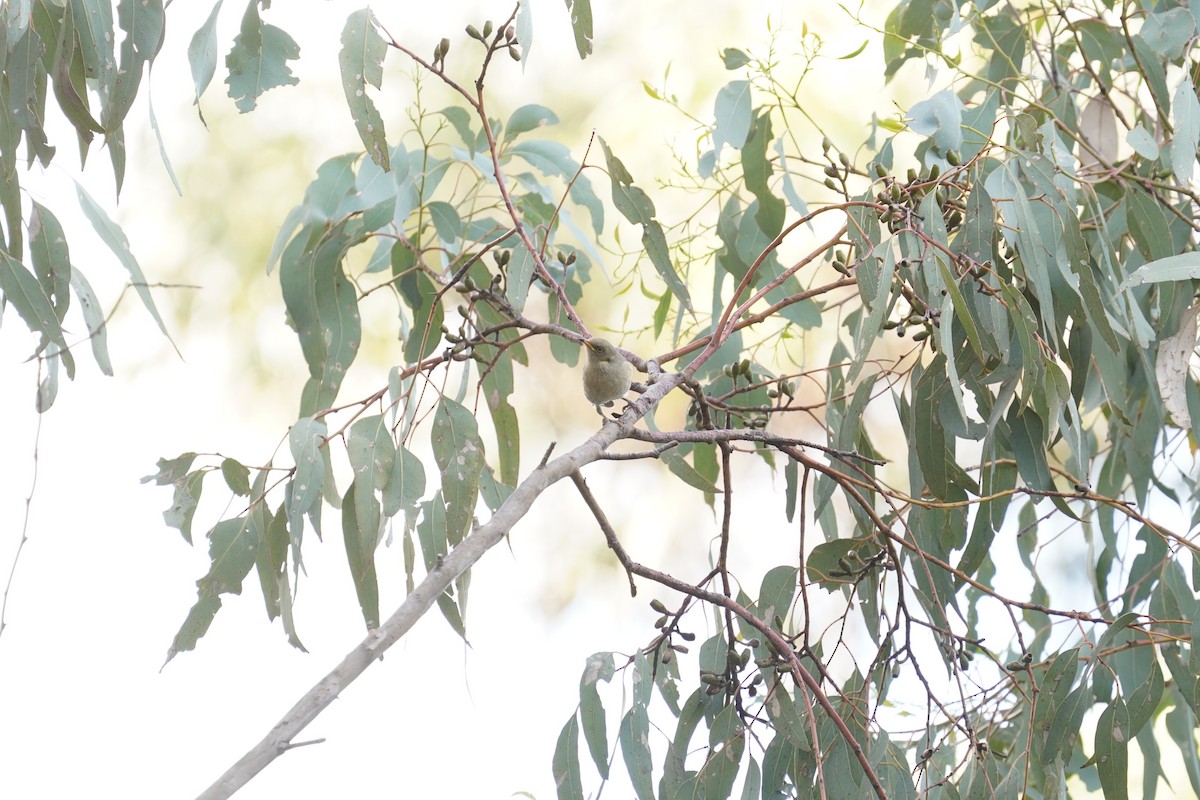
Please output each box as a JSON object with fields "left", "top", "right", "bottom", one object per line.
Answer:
{"left": 2, "top": 0, "right": 1200, "bottom": 798}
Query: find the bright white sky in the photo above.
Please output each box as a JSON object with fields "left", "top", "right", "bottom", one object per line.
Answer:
{"left": 0, "top": 2, "right": 1122, "bottom": 799}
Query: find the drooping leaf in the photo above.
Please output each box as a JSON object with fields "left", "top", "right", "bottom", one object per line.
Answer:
{"left": 342, "top": 482, "right": 381, "bottom": 629}
{"left": 187, "top": 0, "right": 224, "bottom": 108}
{"left": 287, "top": 416, "right": 326, "bottom": 538}
{"left": 0, "top": 252, "right": 68, "bottom": 351}
{"left": 382, "top": 445, "right": 425, "bottom": 518}
{"left": 396, "top": 253, "right": 445, "bottom": 363}
{"left": 224, "top": 0, "right": 300, "bottom": 113}
{"left": 579, "top": 652, "right": 615, "bottom": 779}
{"left": 338, "top": 8, "right": 389, "bottom": 170}
{"left": 74, "top": 181, "right": 178, "bottom": 354}
{"left": 68, "top": 267, "right": 113, "bottom": 376}
{"left": 712, "top": 79, "right": 751, "bottom": 159}
{"left": 431, "top": 398, "right": 484, "bottom": 544}
{"left": 166, "top": 516, "right": 258, "bottom": 663}
{"left": 562, "top": 0, "right": 593, "bottom": 59}
{"left": 553, "top": 714, "right": 584, "bottom": 800}
{"left": 280, "top": 221, "right": 362, "bottom": 416}
{"left": 108, "top": 0, "right": 165, "bottom": 127}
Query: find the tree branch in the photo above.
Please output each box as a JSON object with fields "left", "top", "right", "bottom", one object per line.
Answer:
{"left": 195, "top": 372, "right": 686, "bottom": 798}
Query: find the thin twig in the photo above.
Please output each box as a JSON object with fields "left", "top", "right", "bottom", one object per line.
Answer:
{"left": 570, "top": 471, "right": 637, "bottom": 596}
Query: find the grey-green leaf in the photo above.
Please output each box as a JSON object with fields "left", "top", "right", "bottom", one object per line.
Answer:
{"left": 712, "top": 79, "right": 751, "bottom": 158}
{"left": 553, "top": 714, "right": 584, "bottom": 800}
{"left": 187, "top": 0, "right": 224, "bottom": 105}
{"left": 0, "top": 252, "right": 68, "bottom": 350}
{"left": 74, "top": 181, "right": 178, "bottom": 354}
{"left": 339, "top": 8, "right": 389, "bottom": 170}
{"left": 287, "top": 416, "right": 327, "bottom": 536}
{"left": 431, "top": 398, "right": 484, "bottom": 545}
{"left": 562, "top": 0, "right": 593, "bottom": 59}
{"left": 224, "top": 0, "right": 300, "bottom": 113}
{"left": 1118, "top": 251, "right": 1200, "bottom": 292}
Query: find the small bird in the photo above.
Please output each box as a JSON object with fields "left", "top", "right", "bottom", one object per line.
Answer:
{"left": 582, "top": 337, "right": 633, "bottom": 415}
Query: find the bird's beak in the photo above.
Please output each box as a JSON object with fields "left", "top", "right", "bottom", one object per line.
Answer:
{"left": 583, "top": 339, "right": 597, "bottom": 350}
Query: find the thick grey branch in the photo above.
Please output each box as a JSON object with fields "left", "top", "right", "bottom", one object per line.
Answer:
{"left": 195, "top": 371, "right": 684, "bottom": 799}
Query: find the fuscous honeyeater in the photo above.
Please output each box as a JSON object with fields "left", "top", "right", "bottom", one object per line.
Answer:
{"left": 582, "top": 337, "right": 633, "bottom": 412}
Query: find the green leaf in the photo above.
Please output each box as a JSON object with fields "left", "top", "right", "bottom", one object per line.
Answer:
{"left": 1140, "top": 7, "right": 1195, "bottom": 59}
{"left": 248, "top": 471, "right": 280, "bottom": 620}
{"left": 742, "top": 110, "right": 784, "bottom": 238}
{"left": 415, "top": 494, "right": 448, "bottom": 573}
{"left": 478, "top": 465, "right": 514, "bottom": 512}
{"left": 339, "top": 8, "right": 389, "bottom": 170}
{"left": 348, "top": 415, "right": 396, "bottom": 493}
{"left": 287, "top": 416, "right": 326, "bottom": 537}
{"left": 712, "top": 79, "right": 751, "bottom": 157}
{"left": 431, "top": 398, "right": 484, "bottom": 545}
{"left": 439, "top": 106, "right": 478, "bottom": 155}
{"left": 642, "top": 222, "right": 692, "bottom": 310}
{"left": 505, "top": 237, "right": 536, "bottom": 314}
{"left": 162, "top": 470, "right": 205, "bottom": 545}
{"left": 0, "top": 252, "right": 68, "bottom": 350}
{"left": 661, "top": 447, "right": 720, "bottom": 494}
{"left": 1117, "top": 251, "right": 1200, "bottom": 292}
{"left": 71, "top": 0, "right": 116, "bottom": 122}
{"left": 142, "top": 452, "right": 198, "bottom": 486}
{"left": 913, "top": 357, "right": 955, "bottom": 499}
{"left": 74, "top": 181, "right": 178, "bottom": 354}
{"left": 696, "top": 704, "right": 744, "bottom": 799}
{"left": 165, "top": 596, "right": 221, "bottom": 664}
{"left": 1095, "top": 696, "right": 1130, "bottom": 800}
{"left": 907, "top": 89, "right": 963, "bottom": 152}
{"left": 562, "top": 0, "right": 593, "bottom": 58}
{"left": 553, "top": 714, "right": 584, "bottom": 800}
{"left": 220, "top": 458, "right": 251, "bottom": 496}
{"left": 1045, "top": 683, "right": 1092, "bottom": 764}
{"left": 280, "top": 222, "right": 362, "bottom": 416}
{"left": 784, "top": 456, "right": 798, "bottom": 522}
{"left": 504, "top": 104, "right": 558, "bottom": 143}
{"left": 382, "top": 445, "right": 425, "bottom": 518}
{"left": 6, "top": 26, "right": 53, "bottom": 167}
{"left": 1004, "top": 406, "right": 1054, "bottom": 492}
{"left": 396, "top": 254, "right": 444, "bottom": 363}
{"left": 1125, "top": 184, "right": 1173, "bottom": 262}
{"left": 579, "top": 652, "right": 615, "bottom": 779}
{"left": 481, "top": 354, "right": 520, "bottom": 487}
{"left": 620, "top": 705, "right": 654, "bottom": 800}
{"left": 849, "top": 247, "right": 897, "bottom": 379}
{"left": 1172, "top": 75, "right": 1200, "bottom": 182}
{"left": 109, "top": 0, "right": 164, "bottom": 127}
{"left": 342, "top": 482, "right": 380, "bottom": 629}
{"left": 807, "top": 538, "right": 869, "bottom": 589}
{"left": 427, "top": 201, "right": 462, "bottom": 243}
{"left": 508, "top": 141, "right": 604, "bottom": 236}
{"left": 757, "top": 565, "right": 797, "bottom": 623}
{"left": 721, "top": 48, "right": 750, "bottom": 69}
{"left": 166, "top": 516, "right": 258, "bottom": 662}
{"left": 68, "top": 267, "right": 113, "bottom": 376}
{"left": 599, "top": 136, "right": 655, "bottom": 224}
{"left": 147, "top": 81, "right": 183, "bottom": 196}
{"left": 224, "top": 0, "right": 300, "bottom": 113}
{"left": 764, "top": 684, "right": 811, "bottom": 752}
{"left": 187, "top": 0, "right": 224, "bottom": 106}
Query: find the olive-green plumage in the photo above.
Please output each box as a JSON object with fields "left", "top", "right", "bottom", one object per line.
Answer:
{"left": 583, "top": 337, "right": 633, "bottom": 410}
